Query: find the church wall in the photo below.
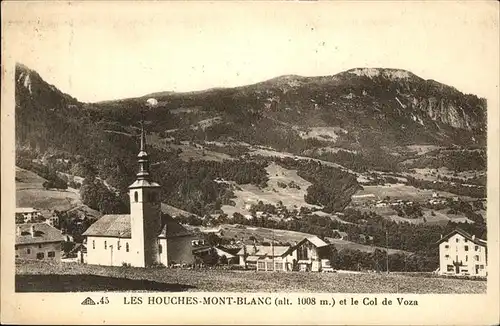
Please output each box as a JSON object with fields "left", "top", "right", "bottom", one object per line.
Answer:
{"left": 166, "top": 236, "right": 195, "bottom": 265}
{"left": 86, "top": 236, "right": 133, "bottom": 266}
{"left": 158, "top": 238, "right": 168, "bottom": 265}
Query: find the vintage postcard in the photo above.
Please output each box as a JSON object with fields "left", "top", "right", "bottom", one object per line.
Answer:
{"left": 1, "top": 1, "right": 499, "bottom": 324}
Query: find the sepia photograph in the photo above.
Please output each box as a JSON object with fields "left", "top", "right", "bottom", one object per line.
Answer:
{"left": 1, "top": 1, "right": 499, "bottom": 324}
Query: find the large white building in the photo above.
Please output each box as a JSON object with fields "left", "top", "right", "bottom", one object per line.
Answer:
{"left": 236, "top": 236, "right": 334, "bottom": 272}
{"left": 437, "top": 228, "right": 487, "bottom": 277}
{"left": 83, "top": 125, "right": 195, "bottom": 267}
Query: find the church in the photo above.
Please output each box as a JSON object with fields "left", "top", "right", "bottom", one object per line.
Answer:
{"left": 83, "top": 124, "right": 195, "bottom": 267}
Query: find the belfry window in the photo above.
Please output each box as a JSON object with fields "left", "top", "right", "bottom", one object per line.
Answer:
{"left": 134, "top": 191, "right": 138, "bottom": 202}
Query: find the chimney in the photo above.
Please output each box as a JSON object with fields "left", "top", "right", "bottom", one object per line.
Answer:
{"left": 440, "top": 234, "right": 443, "bottom": 239}
{"left": 472, "top": 235, "right": 475, "bottom": 240}
{"left": 16, "top": 226, "right": 20, "bottom": 236}
{"left": 30, "top": 225, "right": 35, "bottom": 237}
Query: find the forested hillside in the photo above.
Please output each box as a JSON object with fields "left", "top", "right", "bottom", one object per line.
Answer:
{"left": 15, "top": 63, "right": 487, "bottom": 262}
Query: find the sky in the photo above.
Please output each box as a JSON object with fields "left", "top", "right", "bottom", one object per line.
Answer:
{"left": 3, "top": 1, "right": 499, "bottom": 103}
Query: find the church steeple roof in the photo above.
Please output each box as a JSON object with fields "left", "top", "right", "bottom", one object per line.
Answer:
{"left": 129, "top": 104, "right": 160, "bottom": 189}
{"left": 136, "top": 121, "right": 150, "bottom": 180}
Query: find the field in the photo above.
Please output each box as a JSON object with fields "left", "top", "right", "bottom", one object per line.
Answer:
{"left": 16, "top": 167, "right": 81, "bottom": 212}
{"left": 352, "top": 184, "right": 457, "bottom": 204}
{"left": 16, "top": 167, "right": 100, "bottom": 218}
{"left": 402, "top": 167, "right": 486, "bottom": 184}
{"left": 358, "top": 206, "right": 474, "bottom": 225}
{"left": 147, "top": 133, "right": 233, "bottom": 162}
{"left": 221, "top": 162, "right": 319, "bottom": 217}
{"left": 16, "top": 260, "right": 486, "bottom": 293}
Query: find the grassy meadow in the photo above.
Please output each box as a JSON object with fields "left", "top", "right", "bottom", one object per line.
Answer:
{"left": 16, "top": 260, "right": 486, "bottom": 293}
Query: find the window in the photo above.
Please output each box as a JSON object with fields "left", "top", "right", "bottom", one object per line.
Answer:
{"left": 475, "top": 246, "right": 480, "bottom": 252}
{"left": 266, "top": 261, "right": 273, "bottom": 271}
{"left": 104, "top": 241, "right": 107, "bottom": 249}
{"left": 466, "top": 255, "right": 468, "bottom": 262}
{"left": 445, "top": 255, "right": 449, "bottom": 259}
{"left": 456, "top": 238, "right": 459, "bottom": 243}
{"left": 275, "top": 262, "right": 283, "bottom": 271}
{"left": 38, "top": 244, "right": 42, "bottom": 249}
{"left": 48, "top": 251, "right": 55, "bottom": 258}
{"left": 444, "top": 245, "right": 449, "bottom": 249}
{"left": 36, "top": 252, "right": 44, "bottom": 259}
{"left": 92, "top": 240, "right": 95, "bottom": 249}
{"left": 464, "top": 245, "right": 469, "bottom": 251}
{"left": 257, "top": 261, "right": 265, "bottom": 270}
{"left": 159, "top": 244, "right": 162, "bottom": 254}
{"left": 475, "top": 255, "right": 479, "bottom": 261}
{"left": 27, "top": 248, "right": 31, "bottom": 254}
{"left": 117, "top": 241, "right": 121, "bottom": 250}
{"left": 126, "top": 243, "right": 129, "bottom": 252}
{"left": 447, "top": 265, "right": 454, "bottom": 272}
{"left": 134, "top": 191, "right": 138, "bottom": 202}
{"left": 480, "top": 265, "right": 485, "bottom": 269}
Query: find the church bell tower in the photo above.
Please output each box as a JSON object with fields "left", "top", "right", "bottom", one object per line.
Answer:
{"left": 128, "top": 108, "right": 161, "bottom": 267}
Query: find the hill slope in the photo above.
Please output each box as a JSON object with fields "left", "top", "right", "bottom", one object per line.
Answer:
{"left": 14, "top": 63, "right": 486, "bottom": 225}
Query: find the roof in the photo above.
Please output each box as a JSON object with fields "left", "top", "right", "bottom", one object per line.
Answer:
{"left": 159, "top": 215, "right": 193, "bottom": 238}
{"left": 291, "top": 236, "right": 330, "bottom": 252}
{"left": 83, "top": 214, "right": 193, "bottom": 239}
{"left": 218, "top": 244, "right": 242, "bottom": 255}
{"left": 306, "top": 236, "right": 329, "bottom": 248}
{"left": 335, "top": 231, "right": 348, "bottom": 237}
{"left": 70, "top": 243, "right": 87, "bottom": 254}
{"left": 161, "top": 203, "right": 200, "bottom": 218}
{"left": 16, "top": 223, "right": 64, "bottom": 245}
{"left": 129, "top": 179, "right": 160, "bottom": 189}
{"left": 236, "top": 245, "right": 291, "bottom": 257}
{"left": 82, "top": 214, "right": 131, "bottom": 237}
{"left": 16, "top": 207, "right": 38, "bottom": 213}
{"left": 436, "top": 228, "right": 487, "bottom": 247}
{"left": 214, "top": 247, "right": 235, "bottom": 259}
{"left": 246, "top": 255, "right": 260, "bottom": 262}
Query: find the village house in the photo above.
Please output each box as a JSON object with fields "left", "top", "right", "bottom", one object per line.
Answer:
{"left": 44, "top": 212, "right": 59, "bottom": 227}
{"left": 213, "top": 247, "right": 238, "bottom": 264}
{"left": 237, "top": 236, "right": 337, "bottom": 272}
{"left": 287, "top": 236, "right": 332, "bottom": 272}
{"left": 332, "top": 229, "right": 349, "bottom": 240}
{"left": 83, "top": 124, "right": 195, "bottom": 267}
{"left": 15, "top": 207, "right": 42, "bottom": 223}
{"left": 15, "top": 223, "right": 64, "bottom": 261}
{"left": 436, "top": 228, "right": 487, "bottom": 277}
{"left": 192, "top": 244, "right": 239, "bottom": 265}
{"left": 237, "top": 244, "right": 295, "bottom": 271}
{"left": 191, "top": 238, "right": 207, "bottom": 246}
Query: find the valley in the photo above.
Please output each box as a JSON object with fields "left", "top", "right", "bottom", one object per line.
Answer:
{"left": 14, "top": 63, "right": 487, "bottom": 273}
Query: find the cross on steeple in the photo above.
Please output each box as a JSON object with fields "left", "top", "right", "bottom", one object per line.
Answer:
{"left": 136, "top": 106, "right": 150, "bottom": 180}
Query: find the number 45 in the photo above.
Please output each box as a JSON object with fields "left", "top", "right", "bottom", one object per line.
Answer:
{"left": 100, "top": 297, "right": 109, "bottom": 304}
